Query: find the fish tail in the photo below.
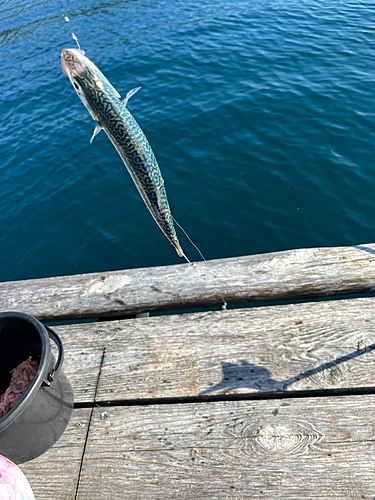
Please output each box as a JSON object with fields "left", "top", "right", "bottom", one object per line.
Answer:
{"left": 174, "top": 242, "right": 185, "bottom": 259}
{"left": 173, "top": 243, "right": 200, "bottom": 274}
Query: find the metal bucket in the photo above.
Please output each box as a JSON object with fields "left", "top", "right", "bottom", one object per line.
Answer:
{"left": 0, "top": 312, "right": 74, "bottom": 464}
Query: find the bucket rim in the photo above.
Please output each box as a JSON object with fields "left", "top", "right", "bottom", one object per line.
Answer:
{"left": 0, "top": 311, "right": 49, "bottom": 432}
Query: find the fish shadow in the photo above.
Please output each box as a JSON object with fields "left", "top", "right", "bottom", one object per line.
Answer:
{"left": 200, "top": 343, "right": 375, "bottom": 395}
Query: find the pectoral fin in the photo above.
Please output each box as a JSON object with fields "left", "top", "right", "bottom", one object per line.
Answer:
{"left": 90, "top": 122, "right": 102, "bottom": 144}
{"left": 122, "top": 87, "right": 141, "bottom": 107}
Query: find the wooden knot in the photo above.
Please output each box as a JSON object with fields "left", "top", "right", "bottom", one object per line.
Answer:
{"left": 310, "top": 362, "right": 351, "bottom": 388}
{"left": 242, "top": 417, "right": 323, "bottom": 457}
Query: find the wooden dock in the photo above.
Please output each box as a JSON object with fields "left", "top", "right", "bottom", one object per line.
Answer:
{"left": 1, "top": 243, "right": 375, "bottom": 499}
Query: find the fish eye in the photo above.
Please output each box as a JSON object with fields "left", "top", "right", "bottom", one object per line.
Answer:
{"left": 72, "top": 79, "right": 81, "bottom": 92}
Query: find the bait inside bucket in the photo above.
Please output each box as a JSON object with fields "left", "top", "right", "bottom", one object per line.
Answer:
{"left": 0, "top": 312, "right": 74, "bottom": 464}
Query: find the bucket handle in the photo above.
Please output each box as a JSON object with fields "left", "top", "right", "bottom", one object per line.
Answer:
{"left": 42, "top": 326, "right": 64, "bottom": 387}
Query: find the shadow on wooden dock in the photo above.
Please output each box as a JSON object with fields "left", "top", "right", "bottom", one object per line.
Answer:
{"left": 200, "top": 342, "right": 375, "bottom": 395}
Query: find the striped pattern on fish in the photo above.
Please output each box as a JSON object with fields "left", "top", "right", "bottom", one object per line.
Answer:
{"left": 61, "top": 46, "right": 186, "bottom": 259}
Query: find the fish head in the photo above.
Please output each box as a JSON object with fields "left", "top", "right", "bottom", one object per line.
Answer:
{"left": 61, "top": 48, "right": 87, "bottom": 80}
{"left": 61, "top": 48, "right": 121, "bottom": 119}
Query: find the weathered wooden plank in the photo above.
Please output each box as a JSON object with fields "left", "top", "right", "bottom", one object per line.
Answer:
{"left": 76, "top": 396, "right": 375, "bottom": 499}
{"left": 20, "top": 408, "right": 91, "bottom": 500}
{"left": 58, "top": 341, "right": 104, "bottom": 404}
{"left": 1, "top": 243, "right": 375, "bottom": 320}
{"left": 54, "top": 297, "right": 375, "bottom": 401}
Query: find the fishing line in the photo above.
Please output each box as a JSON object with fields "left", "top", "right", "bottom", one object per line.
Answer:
{"left": 172, "top": 216, "right": 227, "bottom": 310}
{"left": 173, "top": 216, "right": 205, "bottom": 261}
{"left": 178, "top": 246, "right": 199, "bottom": 275}
{"left": 72, "top": 32, "right": 81, "bottom": 50}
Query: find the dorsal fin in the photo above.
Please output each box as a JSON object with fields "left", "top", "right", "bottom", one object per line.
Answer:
{"left": 122, "top": 87, "right": 141, "bottom": 107}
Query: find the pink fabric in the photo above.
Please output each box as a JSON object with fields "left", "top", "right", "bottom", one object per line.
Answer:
{"left": 0, "top": 455, "right": 35, "bottom": 499}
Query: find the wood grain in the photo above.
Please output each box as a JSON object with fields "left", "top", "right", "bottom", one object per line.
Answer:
{"left": 1, "top": 243, "right": 375, "bottom": 320}
{"left": 59, "top": 343, "right": 104, "bottom": 403}
{"left": 19, "top": 408, "right": 91, "bottom": 500}
{"left": 54, "top": 297, "right": 375, "bottom": 401}
{"left": 76, "top": 396, "right": 375, "bottom": 499}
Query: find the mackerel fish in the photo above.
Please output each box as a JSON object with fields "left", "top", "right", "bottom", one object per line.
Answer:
{"left": 61, "top": 45, "right": 186, "bottom": 260}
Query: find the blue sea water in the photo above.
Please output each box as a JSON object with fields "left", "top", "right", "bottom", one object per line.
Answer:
{"left": 1, "top": 0, "right": 375, "bottom": 282}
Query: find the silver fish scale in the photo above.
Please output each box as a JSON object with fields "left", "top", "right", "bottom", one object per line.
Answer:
{"left": 85, "top": 81, "right": 180, "bottom": 248}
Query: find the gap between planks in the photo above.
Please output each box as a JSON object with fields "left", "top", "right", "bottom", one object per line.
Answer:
{"left": 74, "top": 348, "right": 106, "bottom": 500}
{"left": 73, "top": 384, "right": 375, "bottom": 409}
